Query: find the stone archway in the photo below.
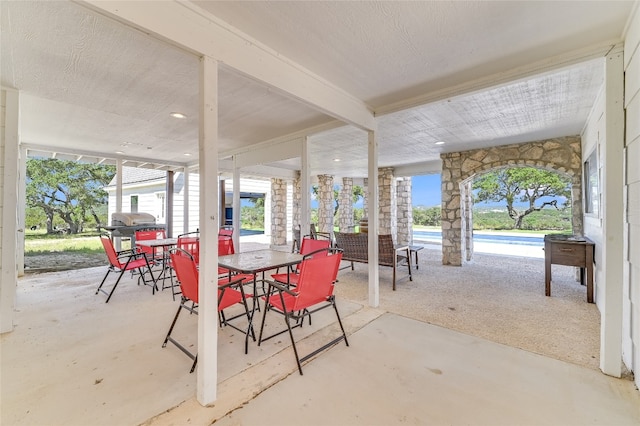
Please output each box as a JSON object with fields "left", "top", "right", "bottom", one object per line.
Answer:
{"left": 440, "top": 136, "right": 583, "bottom": 266}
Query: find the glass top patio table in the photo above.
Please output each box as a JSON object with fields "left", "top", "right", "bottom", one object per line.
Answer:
{"left": 135, "top": 238, "right": 178, "bottom": 248}
{"left": 218, "top": 249, "right": 303, "bottom": 275}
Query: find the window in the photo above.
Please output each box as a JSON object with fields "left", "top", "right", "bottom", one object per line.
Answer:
{"left": 584, "top": 148, "right": 599, "bottom": 215}
{"left": 130, "top": 195, "right": 139, "bottom": 213}
{"left": 156, "top": 192, "right": 166, "bottom": 221}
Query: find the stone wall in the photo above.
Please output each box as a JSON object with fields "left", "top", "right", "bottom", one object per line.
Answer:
{"left": 396, "top": 177, "right": 413, "bottom": 245}
{"left": 440, "top": 136, "right": 583, "bottom": 265}
{"left": 270, "top": 178, "right": 287, "bottom": 246}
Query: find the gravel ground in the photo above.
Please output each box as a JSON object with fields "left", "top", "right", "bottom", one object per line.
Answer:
{"left": 24, "top": 252, "right": 108, "bottom": 273}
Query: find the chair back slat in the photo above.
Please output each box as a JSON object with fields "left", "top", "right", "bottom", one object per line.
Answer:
{"left": 178, "top": 235, "right": 200, "bottom": 265}
{"left": 300, "top": 237, "right": 331, "bottom": 256}
{"left": 219, "top": 226, "right": 233, "bottom": 237}
{"left": 292, "top": 252, "right": 342, "bottom": 311}
{"left": 100, "top": 234, "right": 123, "bottom": 268}
{"left": 170, "top": 249, "right": 199, "bottom": 303}
{"left": 218, "top": 236, "right": 235, "bottom": 255}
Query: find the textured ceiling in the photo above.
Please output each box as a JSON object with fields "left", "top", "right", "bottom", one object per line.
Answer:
{"left": 0, "top": 0, "right": 634, "bottom": 177}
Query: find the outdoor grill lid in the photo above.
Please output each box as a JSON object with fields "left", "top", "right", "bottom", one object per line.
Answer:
{"left": 111, "top": 212, "right": 156, "bottom": 227}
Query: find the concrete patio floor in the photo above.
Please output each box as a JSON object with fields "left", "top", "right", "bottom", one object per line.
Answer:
{"left": 2, "top": 236, "right": 639, "bottom": 425}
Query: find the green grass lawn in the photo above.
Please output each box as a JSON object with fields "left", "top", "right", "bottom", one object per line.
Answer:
{"left": 25, "top": 230, "right": 106, "bottom": 255}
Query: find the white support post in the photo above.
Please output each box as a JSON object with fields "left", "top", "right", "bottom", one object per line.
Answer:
{"left": 197, "top": 55, "right": 219, "bottom": 404}
{"left": 600, "top": 46, "right": 625, "bottom": 377}
{"left": 367, "top": 131, "right": 379, "bottom": 308}
{"left": 183, "top": 166, "right": 189, "bottom": 234}
{"left": 1, "top": 89, "right": 20, "bottom": 334}
{"left": 232, "top": 156, "right": 241, "bottom": 251}
{"left": 300, "top": 136, "right": 311, "bottom": 239}
{"left": 17, "top": 146, "right": 26, "bottom": 277}
{"left": 115, "top": 159, "right": 123, "bottom": 251}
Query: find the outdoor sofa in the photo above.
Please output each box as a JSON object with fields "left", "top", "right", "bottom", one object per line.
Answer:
{"left": 334, "top": 232, "right": 412, "bottom": 290}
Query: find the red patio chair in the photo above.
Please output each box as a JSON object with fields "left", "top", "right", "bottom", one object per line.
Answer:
{"left": 162, "top": 248, "right": 255, "bottom": 372}
{"left": 135, "top": 229, "right": 166, "bottom": 264}
{"left": 219, "top": 226, "right": 233, "bottom": 238}
{"left": 258, "top": 249, "right": 348, "bottom": 375}
{"left": 271, "top": 237, "right": 331, "bottom": 287}
{"left": 164, "top": 232, "right": 200, "bottom": 299}
{"left": 177, "top": 232, "right": 200, "bottom": 265}
{"left": 96, "top": 233, "right": 156, "bottom": 303}
{"left": 217, "top": 236, "right": 255, "bottom": 299}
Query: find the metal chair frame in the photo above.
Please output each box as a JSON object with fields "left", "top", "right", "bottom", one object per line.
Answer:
{"left": 258, "top": 249, "right": 348, "bottom": 375}
{"left": 96, "top": 233, "right": 156, "bottom": 303}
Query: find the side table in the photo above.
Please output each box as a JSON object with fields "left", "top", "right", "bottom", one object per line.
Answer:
{"left": 544, "top": 234, "right": 595, "bottom": 303}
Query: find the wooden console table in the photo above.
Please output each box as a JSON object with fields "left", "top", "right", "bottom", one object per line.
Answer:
{"left": 544, "top": 234, "right": 595, "bottom": 303}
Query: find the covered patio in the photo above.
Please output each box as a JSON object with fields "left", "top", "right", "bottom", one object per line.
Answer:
{"left": 3, "top": 240, "right": 638, "bottom": 425}
{"left": 2, "top": 0, "right": 639, "bottom": 414}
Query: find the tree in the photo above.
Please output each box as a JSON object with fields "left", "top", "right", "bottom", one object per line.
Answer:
{"left": 26, "top": 158, "right": 116, "bottom": 234}
{"left": 472, "top": 167, "right": 571, "bottom": 229}
{"left": 311, "top": 185, "right": 364, "bottom": 217}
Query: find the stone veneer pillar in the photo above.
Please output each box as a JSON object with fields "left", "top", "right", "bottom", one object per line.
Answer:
{"left": 338, "top": 177, "right": 354, "bottom": 232}
{"left": 462, "top": 180, "right": 474, "bottom": 261}
{"left": 317, "top": 174, "right": 334, "bottom": 235}
{"left": 396, "top": 177, "right": 413, "bottom": 246}
{"left": 440, "top": 136, "right": 583, "bottom": 265}
{"left": 378, "top": 168, "right": 396, "bottom": 239}
{"left": 270, "top": 178, "right": 287, "bottom": 246}
{"left": 292, "top": 172, "right": 301, "bottom": 233}
{"left": 362, "top": 178, "right": 368, "bottom": 215}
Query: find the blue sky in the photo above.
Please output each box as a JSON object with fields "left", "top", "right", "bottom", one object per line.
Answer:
{"left": 411, "top": 174, "right": 441, "bottom": 207}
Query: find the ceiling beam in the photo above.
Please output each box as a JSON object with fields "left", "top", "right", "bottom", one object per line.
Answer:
{"left": 79, "top": 0, "right": 376, "bottom": 132}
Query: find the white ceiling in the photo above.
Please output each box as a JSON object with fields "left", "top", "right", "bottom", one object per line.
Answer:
{"left": 1, "top": 1, "right": 635, "bottom": 178}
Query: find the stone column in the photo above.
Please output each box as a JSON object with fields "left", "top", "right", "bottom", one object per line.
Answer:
{"left": 270, "top": 178, "right": 287, "bottom": 246}
{"left": 317, "top": 174, "right": 334, "bottom": 235}
{"left": 461, "top": 179, "right": 474, "bottom": 262}
{"left": 396, "top": 177, "right": 413, "bottom": 246}
{"left": 441, "top": 154, "right": 463, "bottom": 265}
{"left": 378, "top": 167, "right": 396, "bottom": 240}
{"left": 362, "top": 177, "right": 369, "bottom": 215}
{"left": 338, "top": 177, "right": 354, "bottom": 232}
{"left": 292, "top": 172, "right": 301, "bottom": 233}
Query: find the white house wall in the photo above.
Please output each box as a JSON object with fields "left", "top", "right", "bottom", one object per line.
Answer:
{"left": 582, "top": 4, "right": 640, "bottom": 386}
{"left": 582, "top": 87, "right": 605, "bottom": 303}
{"left": 107, "top": 171, "right": 270, "bottom": 235}
{"left": 623, "top": 3, "right": 640, "bottom": 390}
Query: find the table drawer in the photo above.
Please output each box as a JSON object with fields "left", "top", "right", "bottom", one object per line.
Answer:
{"left": 549, "top": 243, "right": 586, "bottom": 267}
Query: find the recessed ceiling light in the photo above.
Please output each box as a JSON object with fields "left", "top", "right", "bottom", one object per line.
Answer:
{"left": 435, "top": 141, "right": 446, "bottom": 145}
{"left": 170, "top": 112, "right": 186, "bottom": 119}
{"left": 333, "top": 158, "right": 341, "bottom": 162}
{"left": 183, "top": 153, "right": 192, "bottom": 157}
{"left": 115, "top": 151, "right": 124, "bottom": 155}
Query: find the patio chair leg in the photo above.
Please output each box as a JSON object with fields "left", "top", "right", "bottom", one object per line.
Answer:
{"left": 332, "top": 298, "right": 349, "bottom": 347}
{"left": 96, "top": 269, "right": 112, "bottom": 295}
{"left": 257, "top": 303, "right": 270, "bottom": 346}
{"left": 104, "top": 268, "right": 127, "bottom": 303}
{"left": 163, "top": 303, "right": 183, "bottom": 347}
{"left": 284, "top": 312, "right": 304, "bottom": 375}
